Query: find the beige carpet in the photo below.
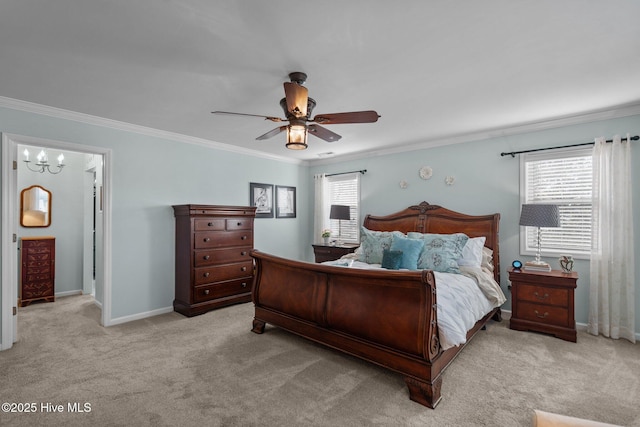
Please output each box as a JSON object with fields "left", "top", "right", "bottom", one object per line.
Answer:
{"left": 1, "top": 295, "right": 638, "bottom": 427}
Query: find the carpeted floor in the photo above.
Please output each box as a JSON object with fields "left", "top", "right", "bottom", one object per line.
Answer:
{"left": 1, "top": 295, "right": 638, "bottom": 426}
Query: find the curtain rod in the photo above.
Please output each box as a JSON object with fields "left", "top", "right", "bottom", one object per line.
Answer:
{"left": 500, "top": 135, "right": 639, "bottom": 157}
{"left": 326, "top": 169, "right": 367, "bottom": 177}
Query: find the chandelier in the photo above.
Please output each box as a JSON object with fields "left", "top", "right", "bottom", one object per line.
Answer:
{"left": 23, "top": 149, "right": 65, "bottom": 174}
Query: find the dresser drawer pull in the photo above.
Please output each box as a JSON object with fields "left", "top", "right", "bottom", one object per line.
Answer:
{"left": 241, "top": 266, "right": 247, "bottom": 272}
{"left": 241, "top": 235, "right": 247, "bottom": 240}
{"left": 203, "top": 255, "right": 210, "bottom": 260}
{"left": 204, "top": 289, "right": 210, "bottom": 295}
{"left": 203, "top": 272, "right": 210, "bottom": 278}
{"left": 237, "top": 222, "right": 243, "bottom": 226}
{"left": 241, "top": 282, "right": 247, "bottom": 288}
{"left": 241, "top": 251, "right": 247, "bottom": 256}
{"left": 204, "top": 237, "right": 211, "bottom": 242}
{"left": 534, "top": 292, "right": 549, "bottom": 301}
{"left": 534, "top": 310, "right": 549, "bottom": 319}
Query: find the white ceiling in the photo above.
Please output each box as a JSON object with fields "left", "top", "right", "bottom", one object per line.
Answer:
{"left": 1, "top": 1, "right": 639, "bottom": 163}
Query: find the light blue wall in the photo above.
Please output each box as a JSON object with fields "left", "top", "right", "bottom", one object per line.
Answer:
{"left": 1, "top": 106, "right": 310, "bottom": 324}
{"left": 310, "top": 114, "right": 640, "bottom": 331}
{"left": 2, "top": 104, "right": 639, "bottom": 336}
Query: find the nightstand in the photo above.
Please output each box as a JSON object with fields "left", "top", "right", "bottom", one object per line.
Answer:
{"left": 312, "top": 244, "right": 359, "bottom": 263}
{"left": 508, "top": 267, "right": 578, "bottom": 342}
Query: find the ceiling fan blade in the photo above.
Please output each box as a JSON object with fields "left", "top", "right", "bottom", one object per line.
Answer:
{"left": 212, "top": 111, "right": 284, "bottom": 123}
{"left": 311, "top": 110, "right": 380, "bottom": 125}
{"left": 256, "top": 126, "right": 287, "bottom": 140}
{"left": 308, "top": 124, "right": 342, "bottom": 142}
{"left": 283, "top": 82, "right": 308, "bottom": 118}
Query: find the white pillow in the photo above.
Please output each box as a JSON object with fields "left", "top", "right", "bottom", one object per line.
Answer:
{"left": 457, "top": 236, "right": 486, "bottom": 268}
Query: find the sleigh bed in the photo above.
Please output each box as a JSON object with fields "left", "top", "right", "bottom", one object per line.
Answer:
{"left": 250, "top": 201, "right": 504, "bottom": 408}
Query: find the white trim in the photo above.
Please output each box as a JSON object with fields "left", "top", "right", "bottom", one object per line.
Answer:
{"left": 55, "top": 290, "right": 83, "bottom": 298}
{"left": 1, "top": 134, "right": 18, "bottom": 350}
{"left": 0, "top": 96, "right": 303, "bottom": 165}
{"left": 1, "top": 133, "right": 113, "bottom": 342}
{"left": 310, "top": 101, "right": 640, "bottom": 166}
{"left": 108, "top": 306, "right": 174, "bottom": 326}
{"left": 499, "top": 310, "right": 639, "bottom": 340}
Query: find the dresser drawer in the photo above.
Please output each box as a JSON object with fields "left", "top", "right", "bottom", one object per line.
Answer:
{"left": 22, "top": 281, "right": 54, "bottom": 299}
{"left": 194, "top": 261, "right": 253, "bottom": 284}
{"left": 226, "top": 218, "right": 252, "bottom": 230}
{"left": 516, "top": 283, "right": 569, "bottom": 307}
{"left": 194, "top": 247, "right": 252, "bottom": 267}
{"left": 517, "top": 301, "right": 571, "bottom": 327}
{"left": 193, "top": 278, "right": 252, "bottom": 303}
{"left": 194, "top": 218, "right": 226, "bottom": 231}
{"left": 194, "top": 231, "right": 253, "bottom": 249}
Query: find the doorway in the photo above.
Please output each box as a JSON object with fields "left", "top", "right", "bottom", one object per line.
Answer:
{"left": 1, "top": 133, "right": 112, "bottom": 350}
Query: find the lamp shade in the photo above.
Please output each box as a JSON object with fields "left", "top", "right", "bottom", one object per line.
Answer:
{"left": 519, "top": 204, "right": 560, "bottom": 228}
{"left": 329, "top": 204, "right": 350, "bottom": 220}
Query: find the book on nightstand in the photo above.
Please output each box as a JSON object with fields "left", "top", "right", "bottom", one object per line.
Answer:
{"left": 523, "top": 261, "right": 552, "bottom": 272}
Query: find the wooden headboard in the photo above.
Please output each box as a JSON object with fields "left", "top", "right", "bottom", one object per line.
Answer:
{"left": 363, "top": 201, "right": 501, "bottom": 284}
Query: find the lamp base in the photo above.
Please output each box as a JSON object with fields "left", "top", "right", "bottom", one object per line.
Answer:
{"left": 524, "top": 260, "right": 552, "bottom": 272}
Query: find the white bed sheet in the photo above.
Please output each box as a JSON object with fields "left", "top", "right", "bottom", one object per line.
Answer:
{"left": 324, "top": 259, "right": 504, "bottom": 350}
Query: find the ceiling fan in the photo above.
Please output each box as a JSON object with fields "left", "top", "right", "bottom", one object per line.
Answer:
{"left": 212, "top": 72, "right": 380, "bottom": 150}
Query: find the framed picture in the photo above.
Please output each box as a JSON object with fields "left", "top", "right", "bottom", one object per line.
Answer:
{"left": 250, "top": 182, "right": 274, "bottom": 218}
{"left": 276, "top": 185, "right": 296, "bottom": 218}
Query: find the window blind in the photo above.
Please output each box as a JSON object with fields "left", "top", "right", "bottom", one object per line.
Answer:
{"left": 521, "top": 148, "right": 592, "bottom": 257}
{"left": 327, "top": 173, "right": 360, "bottom": 243}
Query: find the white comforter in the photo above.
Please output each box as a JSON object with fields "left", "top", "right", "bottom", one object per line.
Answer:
{"left": 324, "top": 259, "right": 506, "bottom": 350}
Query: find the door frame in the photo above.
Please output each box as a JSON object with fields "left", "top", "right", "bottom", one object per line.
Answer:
{"left": 1, "top": 133, "right": 113, "bottom": 350}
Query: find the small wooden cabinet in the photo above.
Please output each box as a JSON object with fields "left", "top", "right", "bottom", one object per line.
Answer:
{"left": 20, "top": 236, "right": 56, "bottom": 307}
{"left": 508, "top": 267, "right": 577, "bottom": 342}
{"left": 173, "top": 204, "right": 257, "bottom": 317}
{"left": 312, "top": 244, "right": 359, "bottom": 263}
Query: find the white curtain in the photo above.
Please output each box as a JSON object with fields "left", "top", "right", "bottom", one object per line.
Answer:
{"left": 588, "top": 134, "right": 636, "bottom": 343}
{"left": 313, "top": 174, "right": 328, "bottom": 244}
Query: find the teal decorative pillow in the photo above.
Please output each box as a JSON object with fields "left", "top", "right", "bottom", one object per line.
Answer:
{"left": 390, "top": 234, "right": 425, "bottom": 270}
{"left": 358, "top": 227, "right": 401, "bottom": 264}
{"left": 406, "top": 232, "right": 469, "bottom": 273}
{"left": 381, "top": 249, "right": 403, "bottom": 270}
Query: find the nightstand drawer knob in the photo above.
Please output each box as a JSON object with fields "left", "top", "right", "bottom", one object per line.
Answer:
{"left": 534, "top": 310, "right": 549, "bottom": 319}
{"left": 204, "top": 237, "right": 210, "bottom": 242}
{"left": 241, "top": 282, "right": 247, "bottom": 288}
{"left": 534, "top": 292, "right": 549, "bottom": 301}
{"left": 241, "top": 266, "right": 247, "bottom": 272}
{"left": 241, "top": 251, "right": 247, "bottom": 256}
{"left": 241, "top": 235, "right": 247, "bottom": 240}
{"left": 204, "top": 289, "right": 210, "bottom": 295}
{"left": 203, "top": 272, "right": 210, "bottom": 278}
{"left": 203, "top": 255, "right": 210, "bottom": 260}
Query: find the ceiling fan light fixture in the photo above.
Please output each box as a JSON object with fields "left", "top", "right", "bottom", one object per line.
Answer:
{"left": 286, "top": 124, "right": 308, "bottom": 150}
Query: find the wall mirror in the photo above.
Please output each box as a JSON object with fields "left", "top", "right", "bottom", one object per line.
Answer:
{"left": 20, "top": 185, "right": 51, "bottom": 227}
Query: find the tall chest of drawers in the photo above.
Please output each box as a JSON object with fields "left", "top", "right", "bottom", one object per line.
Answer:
{"left": 173, "top": 204, "right": 257, "bottom": 317}
{"left": 20, "top": 236, "right": 56, "bottom": 307}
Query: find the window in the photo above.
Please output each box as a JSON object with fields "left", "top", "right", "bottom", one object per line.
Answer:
{"left": 326, "top": 173, "right": 360, "bottom": 243}
{"left": 520, "top": 148, "right": 592, "bottom": 258}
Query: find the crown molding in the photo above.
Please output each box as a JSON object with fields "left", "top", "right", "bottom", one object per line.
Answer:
{"left": 0, "top": 96, "right": 304, "bottom": 165}
{"left": 310, "top": 101, "right": 640, "bottom": 166}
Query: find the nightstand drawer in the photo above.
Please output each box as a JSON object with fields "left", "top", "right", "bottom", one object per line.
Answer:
{"left": 516, "top": 284, "right": 569, "bottom": 307}
{"left": 517, "top": 302, "right": 571, "bottom": 328}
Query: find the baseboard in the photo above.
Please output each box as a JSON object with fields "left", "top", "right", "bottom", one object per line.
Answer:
{"left": 499, "top": 309, "right": 638, "bottom": 341}
{"left": 108, "top": 306, "right": 174, "bottom": 326}
{"left": 55, "top": 290, "right": 83, "bottom": 298}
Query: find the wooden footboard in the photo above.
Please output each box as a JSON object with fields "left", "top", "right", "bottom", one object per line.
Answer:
{"left": 250, "top": 250, "right": 499, "bottom": 409}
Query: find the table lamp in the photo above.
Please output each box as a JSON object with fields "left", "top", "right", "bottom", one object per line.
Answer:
{"left": 329, "top": 204, "right": 350, "bottom": 245}
{"left": 519, "top": 204, "right": 560, "bottom": 270}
